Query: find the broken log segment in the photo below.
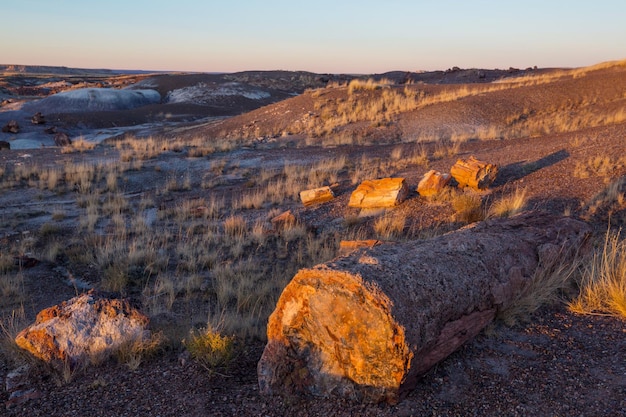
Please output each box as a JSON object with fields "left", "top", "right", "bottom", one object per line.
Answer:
{"left": 258, "top": 212, "right": 590, "bottom": 404}
{"left": 417, "top": 170, "right": 451, "bottom": 197}
{"left": 348, "top": 178, "right": 408, "bottom": 208}
{"left": 450, "top": 156, "right": 498, "bottom": 190}
{"left": 299, "top": 186, "right": 335, "bottom": 206}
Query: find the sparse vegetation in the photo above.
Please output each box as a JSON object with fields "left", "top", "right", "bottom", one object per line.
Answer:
{"left": 452, "top": 190, "right": 484, "bottom": 224}
{"left": 2, "top": 60, "right": 626, "bottom": 415}
{"left": 569, "top": 229, "right": 626, "bottom": 318}
{"left": 497, "top": 248, "right": 583, "bottom": 326}
{"left": 488, "top": 188, "right": 527, "bottom": 218}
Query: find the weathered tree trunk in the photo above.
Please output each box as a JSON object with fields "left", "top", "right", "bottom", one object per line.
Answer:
{"left": 258, "top": 212, "right": 589, "bottom": 404}
{"left": 450, "top": 156, "right": 498, "bottom": 190}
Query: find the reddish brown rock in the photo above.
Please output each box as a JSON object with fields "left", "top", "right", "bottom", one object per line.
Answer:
{"left": 271, "top": 210, "right": 296, "bottom": 229}
{"left": 53, "top": 132, "right": 72, "bottom": 147}
{"left": 15, "top": 290, "right": 149, "bottom": 370}
{"left": 31, "top": 112, "right": 46, "bottom": 124}
{"left": 258, "top": 212, "right": 590, "bottom": 404}
{"left": 417, "top": 170, "right": 451, "bottom": 197}
{"left": 299, "top": 186, "right": 335, "bottom": 206}
{"left": 348, "top": 178, "right": 408, "bottom": 208}
{"left": 2, "top": 120, "right": 19, "bottom": 134}
{"left": 450, "top": 156, "right": 498, "bottom": 190}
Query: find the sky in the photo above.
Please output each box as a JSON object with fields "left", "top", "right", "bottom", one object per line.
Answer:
{"left": 2, "top": 0, "right": 626, "bottom": 74}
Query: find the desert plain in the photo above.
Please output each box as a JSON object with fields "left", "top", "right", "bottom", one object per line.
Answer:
{"left": 0, "top": 61, "right": 625, "bottom": 416}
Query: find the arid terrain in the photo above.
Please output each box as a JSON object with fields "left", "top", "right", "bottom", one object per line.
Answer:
{"left": 1, "top": 61, "right": 625, "bottom": 416}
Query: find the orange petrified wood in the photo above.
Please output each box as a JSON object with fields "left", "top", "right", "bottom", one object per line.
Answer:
{"left": 348, "top": 178, "right": 408, "bottom": 208}
{"left": 258, "top": 212, "right": 590, "bottom": 404}
{"left": 450, "top": 156, "right": 498, "bottom": 190}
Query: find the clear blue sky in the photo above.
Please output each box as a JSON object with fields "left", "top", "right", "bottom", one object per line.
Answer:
{"left": 2, "top": 0, "right": 625, "bottom": 73}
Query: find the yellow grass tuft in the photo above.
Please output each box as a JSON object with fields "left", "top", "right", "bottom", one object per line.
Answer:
{"left": 373, "top": 212, "right": 406, "bottom": 239}
{"left": 452, "top": 190, "right": 484, "bottom": 224}
{"left": 183, "top": 326, "right": 234, "bottom": 372}
{"left": 488, "top": 188, "right": 527, "bottom": 218}
{"left": 569, "top": 229, "right": 626, "bottom": 319}
{"left": 498, "top": 248, "right": 583, "bottom": 326}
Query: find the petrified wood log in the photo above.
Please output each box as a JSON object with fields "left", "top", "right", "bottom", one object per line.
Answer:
{"left": 258, "top": 212, "right": 589, "bottom": 404}
{"left": 300, "top": 186, "right": 335, "bottom": 206}
{"left": 348, "top": 178, "right": 408, "bottom": 208}
{"left": 450, "top": 156, "right": 498, "bottom": 190}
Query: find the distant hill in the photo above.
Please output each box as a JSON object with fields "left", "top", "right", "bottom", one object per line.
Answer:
{"left": 0, "top": 65, "right": 160, "bottom": 76}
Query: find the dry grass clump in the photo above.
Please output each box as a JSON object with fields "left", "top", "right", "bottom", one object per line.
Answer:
{"left": 488, "top": 188, "right": 527, "bottom": 218}
{"left": 569, "top": 229, "right": 626, "bottom": 318}
{"left": 390, "top": 144, "right": 429, "bottom": 169}
{"left": 61, "top": 137, "right": 97, "bottom": 154}
{"left": 373, "top": 212, "right": 406, "bottom": 239}
{"left": 498, "top": 248, "right": 583, "bottom": 326}
{"left": 433, "top": 140, "right": 461, "bottom": 159}
{"left": 347, "top": 78, "right": 393, "bottom": 94}
{"left": 114, "top": 135, "right": 241, "bottom": 161}
{"left": 115, "top": 331, "right": 165, "bottom": 371}
{"left": 452, "top": 190, "right": 484, "bottom": 223}
{"left": 574, "top": 155, "right": 626, "bottom": 179}
{"left": 582, "top": 176, "right": 626, "bottom": 225}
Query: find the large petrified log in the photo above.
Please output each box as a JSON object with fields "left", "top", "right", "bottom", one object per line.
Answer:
{"left": 258, "top": 212, "right": 590, "bottom": 404}
{"left": 450, "top": 156, "right": 498, "bottom": 190}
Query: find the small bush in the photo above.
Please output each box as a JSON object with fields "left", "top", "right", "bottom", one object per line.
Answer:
{"left": 183, "top": 326, "right": 234, "bottom": 371}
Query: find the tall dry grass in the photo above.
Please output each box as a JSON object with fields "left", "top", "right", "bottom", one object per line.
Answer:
{"left": 569, "top": 229, "right": 626, "bottom": 318}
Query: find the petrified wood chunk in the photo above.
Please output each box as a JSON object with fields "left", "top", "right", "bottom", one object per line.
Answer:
{"left": 450, "top": 156, "right": 498, "bottom": 190}
{"left": 417, "top": 170, "right": 451, "bottom": 197}
{"left": 271, "top": 210, "right": 296, "bottom": 228}
{"left": 299, "top": 186, "right": 335, "bottom": 206}
{"left": 15, "top": 290, "right": 149, "bottom": 370}
{"left": 258, "top": 212, "right": 590, "bottom": 404}
{"left": 348, "top": 178, "right": 408, "bottom": 208}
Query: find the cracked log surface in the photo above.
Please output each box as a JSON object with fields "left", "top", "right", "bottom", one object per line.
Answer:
{"left": 258, "top": 212, "right": 590, "bottom": 404}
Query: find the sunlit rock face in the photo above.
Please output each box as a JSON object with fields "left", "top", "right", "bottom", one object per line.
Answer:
{"left": 15, "top": 290, "right": 149, "bottom": 370}
{"left": 21, "top": 88, "right": 161, "bottom": 113}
